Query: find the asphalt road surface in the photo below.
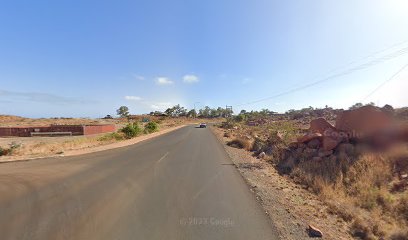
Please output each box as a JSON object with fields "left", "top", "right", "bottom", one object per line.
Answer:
{"left": 0, "top": 125, "right": 279, "bottom": 240}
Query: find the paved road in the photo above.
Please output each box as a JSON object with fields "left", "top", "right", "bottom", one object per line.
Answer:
{"left": 0, "top": 125, "right": 279, "bottom": 240}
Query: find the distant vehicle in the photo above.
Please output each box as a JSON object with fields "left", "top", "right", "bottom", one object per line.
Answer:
{"left": 103, "top": 115, "right": 113, "bottom": 119}
{"left": 199, "top": 123, "right": 207, "bottom": 128}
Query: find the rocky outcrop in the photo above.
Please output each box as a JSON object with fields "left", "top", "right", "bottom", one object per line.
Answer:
{"left": 278, "top": 106, "right": 398, "bottom": 174}
{"left": 298, "top": 133, "right": 322, "bottom": 144}
{"left": 310, "top": 118, "right": 336, "bottom": 134}
{"left": 335, "top": 105, "right": 392, "bottom": 140}
{"left": 400, "top": 127, "right": 408, "bottom": 142}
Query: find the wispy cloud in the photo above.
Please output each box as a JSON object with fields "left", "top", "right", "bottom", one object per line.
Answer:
{"left": 150, "top": 102, "right": 172, "bottom": 110}
{"left": 241, "top": 78, "right": 252, "bottom": 84}
{"left": 155, "top": 77, "right": 174, "bottom": 86}
{"left": 124, "top": 95, "right": 142, "bottom": 101}
{"left": 132, "top": 74, "right": 145, "bottom": 81}
{"left": 0, "top": 89, "right": 95, "bottom": 105}
{"left": 183, "top": 74, "right": 199, "bottom": 83}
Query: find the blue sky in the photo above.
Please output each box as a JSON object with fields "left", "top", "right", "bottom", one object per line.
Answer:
{"left": 1, "top": 0, "right": 408, "bottom": 118}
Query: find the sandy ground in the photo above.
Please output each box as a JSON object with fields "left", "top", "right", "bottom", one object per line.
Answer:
{"left": 211, "top": 126, "right": 353, "bottom": 240}
{"left": 0, "top": 124, "right": 187, "bottom": 163}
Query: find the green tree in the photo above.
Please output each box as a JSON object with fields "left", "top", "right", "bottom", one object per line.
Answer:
{"left": 165, "top": 104, "right": 188, "bottom": 117}
{"left": 165, "top": 107, "right": 175, "bottom": 116}
{"left": 187, "top": 109, "right": 197, "bottom": 118}
{"left": 260, "top": 108, "right": 270, "bottom": 116}
{"left": 199, "top": 106, "right": 211, "bottom": 118}
{"left": 117, "top": 106, "right": 130, "bottom": 118}
{"left": 349, "top": 103, "right": 364, "bottom": 110}
{"left": 234, "top": 114, "right": 246, "bottom": 122}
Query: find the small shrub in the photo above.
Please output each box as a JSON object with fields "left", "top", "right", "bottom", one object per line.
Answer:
{"left": 144, "top": 121, "right": 159, "bottom": 134}
{"left": 234, "top": 114, "right": 246, "bottom": 122}
{"left": 0, "top": 142, "right": 20, "bottom": 156}
{"left": 326, "top": 201, "right": 354, "bottom": 222}
{"left": 390, "top": 229, "right": 408, "bottom": 240}
{"left": 227, "top": 138, "right": 252, "bottom": 150}
{"left": 359, "top": 188, "right": 380, "bottom": 211}
{"left": 251, "top": 138, "right": 265, "bottom": 153}
{"left": 220, "top": 119, "right": 235, "bottom": 129}
{"left": 7, "top": 142, "right": 21, "bottom": 155}
{"left": 98, "top": 132, "right": 124, "bottom": 141}
{"left": 267, "top": 121, "right": 299, "bottom": 144}
{"left": 350, "top": 218, "right": 375, "bottom": 240}
{"left": 121, "top": 122, "right": 142, "bottom": 139}
{"left": 0, "top": 147, "right": 5, "bottom": 156}
{"left": 395, "top": 194, "right": 408, "bottom": 223}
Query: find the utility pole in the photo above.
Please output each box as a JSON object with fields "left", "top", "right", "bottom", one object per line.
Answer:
{"left": 225, "top": 105, "right": 233, "bottom": 118}
{"left": 194, "top": 102, "right": 200, "bottom": 118}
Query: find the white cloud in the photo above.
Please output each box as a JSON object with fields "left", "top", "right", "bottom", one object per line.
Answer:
{"left": 155, "top": 77, "right": 174, "bottom": 85}
{"left": 183, "top": 74, "right": 199, "bottom": 83}
{"left": 132, "top": 74, "right": 145, "bottom": 81}
{"left": 150, "top": 102, "right": 172, "bottom": 110}
{"left": 0, "top": 89, "right": 95, "bottom": 104}
{"left": 241, "top": 78, "right": 252, "bottom": 84}
{"left": 125, "top": 96, "right": 142, "bottom": 101}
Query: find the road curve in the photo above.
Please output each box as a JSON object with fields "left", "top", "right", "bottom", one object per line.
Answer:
{"left": 0, "top": 125, "right": 280, "bottom": 240}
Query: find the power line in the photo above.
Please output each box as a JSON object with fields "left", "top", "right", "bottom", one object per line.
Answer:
{"left": 362, "top": 62, "right": 408, "bottom": 101}
{"left": 235, "top": 41, "right": 408, "bottom": 107}
{"left": 310, "top": 39, "right": 408, "bottom": 82}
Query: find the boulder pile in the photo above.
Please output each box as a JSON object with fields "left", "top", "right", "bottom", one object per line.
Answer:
{"left": 278, "top": 106, "right": 400, "bottom": 173}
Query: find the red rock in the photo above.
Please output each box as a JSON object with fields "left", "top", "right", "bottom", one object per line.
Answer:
{"left": 322, "top": 137, "right": 340, "bottom": 151}
{"left": 336, "top": 143, "right": 355, "bottom": 155}
{"left": 318, "top": 149, "right": 333, "bottom": 157}
{"left": 335, "top": 106, "right": 392, "bottom": 139}
{"left": 307, "top": 138, "right": 321, "bottom": 149}
{"left": 303, "top": 147, "right": 317, "bottom": 158}
{"left": 297, "top": 133, "right": 322, "bottom": 143}
{"left": 310, "top": 118, "right": 336, "bottom": 134}
{"left": 400, "top": 127, "right": 408, "bottom": 142}
{"left": 312, "top": 157, "right": 323, "bottom": 162}
{"left": 322, "top": 128, "right": 344, "bottom": 151}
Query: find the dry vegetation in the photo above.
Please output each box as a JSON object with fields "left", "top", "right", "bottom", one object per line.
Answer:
{"left": 218, "top": 107, "right": 408, "bottom": 239}
{"left": 0, "top": 115, "right": 116, "bottom": 127}
{"left": 294, "top": 148, "right": 408, "bottom": 239}
{"left": 0, "top": 115, "right": 202, "bottom": 160}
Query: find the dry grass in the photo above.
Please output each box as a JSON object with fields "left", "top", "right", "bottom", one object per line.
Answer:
{"left": 0, "top": 115, "right": 118, "bottom": 127}
{"left": 10, "top": 136, "right": 101, "bottom": 156}
{"left": 390, "top": 229, "right": 408, "bottom": 240}
{"left": 288, "top": 146, "right": 408, "bottom": 239}
{"left": 217, "top": 113, "right": 408, "bottom": 238}
{"left": 227, "top": 138, "right": 252, "bottom": 151}
{"left": 223, "top": 132, "right": 232, "bottom": 138}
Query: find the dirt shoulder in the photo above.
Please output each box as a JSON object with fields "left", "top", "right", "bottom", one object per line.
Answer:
{"left": 0, "top": 124, "right": 187, "bottom": 163}
{"left": 211, "top": 126, "right": 353, "bottom": 240}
